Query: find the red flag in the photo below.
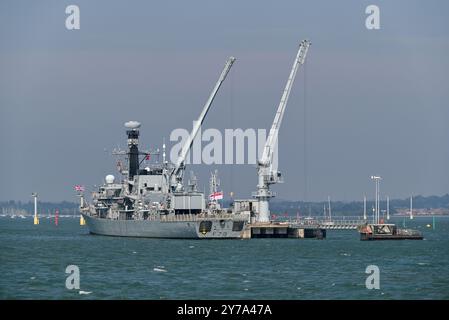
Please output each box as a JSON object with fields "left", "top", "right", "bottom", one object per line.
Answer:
{"left": 209, "top": 191, "right": 223, "bottom": 200}
{"left": 145, "top": 154, "right": 150, "bottom": 160}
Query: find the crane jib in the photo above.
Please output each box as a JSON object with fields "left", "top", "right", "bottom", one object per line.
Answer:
{"left": 260, "top": 40, "right": 310, "bottom": 166}
{"left": 172, "top": 57, "right": 236, "bottom": 180}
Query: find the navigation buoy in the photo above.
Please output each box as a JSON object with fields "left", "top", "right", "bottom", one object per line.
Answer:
{"left": 55, "top": 209, "right": 59, "bottom": 226}
{"left": 80, "top": 215, "right": 86, "bottom": 226}
{"left": 32, "top": 192, "right": 39, "bottom": 225}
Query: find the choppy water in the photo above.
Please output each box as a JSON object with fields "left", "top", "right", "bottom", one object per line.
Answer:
{"left": 1, "top": 216, "right": 448, "bottom": 299}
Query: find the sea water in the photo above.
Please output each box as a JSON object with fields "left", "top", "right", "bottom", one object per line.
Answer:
{"left": 1, "top": 216, "right": 448, "bottom": 299}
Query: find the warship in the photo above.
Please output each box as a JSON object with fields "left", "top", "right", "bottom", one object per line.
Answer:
{"left": 78, "top": 57, "right": 249, "bottom": 239}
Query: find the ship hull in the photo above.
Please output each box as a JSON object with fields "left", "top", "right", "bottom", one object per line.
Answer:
{"left": 82, "top": 214, "right": 246, "bottom": 239}
{"left": 360, "top": 233, "right": 423, "bottom": 241}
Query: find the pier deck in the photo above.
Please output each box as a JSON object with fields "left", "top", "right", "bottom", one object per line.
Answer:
{"left": 241, "top": 222, "right": 326, "bottom": 239}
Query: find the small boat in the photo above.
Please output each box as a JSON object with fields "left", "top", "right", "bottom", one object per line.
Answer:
{"left": 359, "top": 223, "right": 423, "bottom": 240}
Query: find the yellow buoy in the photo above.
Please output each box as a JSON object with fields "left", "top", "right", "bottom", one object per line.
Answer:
{"left": 34, "top": 215, "right": 39, "bottom": 225}
{"left": 80, "top": 215, "right": 86, "bottom": 226}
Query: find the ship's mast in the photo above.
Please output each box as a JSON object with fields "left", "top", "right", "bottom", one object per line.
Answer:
{"left": 170, "top": 57, "right": 236, "bottom": 191}
{"left": 209, "top": 170, "right": 221, "bottom": 210}
{"left": 254, "top": 40, "right": 310, "bottom": 222}
{"left": 125, "top": 121, "right": 141, "bottom": 181}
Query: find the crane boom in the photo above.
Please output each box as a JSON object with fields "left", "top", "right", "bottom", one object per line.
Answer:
{"left": 260, "top": 40, "right": 310, "bottom": 167}
{"left": 171, "top": 56, "right": 236, "bottom": 188}
{"left": 254, "top": 40, "right": 310, "bottom": 222}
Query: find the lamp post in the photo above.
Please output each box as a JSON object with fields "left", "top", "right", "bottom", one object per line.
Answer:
{"left": 386, "top": 196, "right": 390, "bottom": 220}
{"left": 370, "top": 176, "right": 382, "bottom": 224}
{"left": 363, "top": 195, "right": 367, "bottom": 220}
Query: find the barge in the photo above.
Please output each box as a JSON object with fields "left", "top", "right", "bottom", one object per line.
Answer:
{"left": 358, "top": 223, "right": 423, "bottom": 241}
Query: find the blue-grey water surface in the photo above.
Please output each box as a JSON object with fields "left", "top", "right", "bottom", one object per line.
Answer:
{"left": 1, "top": 216, "right": 448, "bottom": 299}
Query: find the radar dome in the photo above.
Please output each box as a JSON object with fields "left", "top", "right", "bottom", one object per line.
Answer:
{"left": 105, "top": 174, "right": 115, "bottom": 184}
{"left": 124, "top": 121, "right": 141, "bottom": 129}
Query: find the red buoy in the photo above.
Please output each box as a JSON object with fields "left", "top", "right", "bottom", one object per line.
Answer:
{"left": 55, "top": 209, "right": 59, "bottom": 226}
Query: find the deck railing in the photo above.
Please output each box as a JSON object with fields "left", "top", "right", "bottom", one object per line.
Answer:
{"left": 159, "top": 213, "right": 249, "bottom": 222}
{"left": 282, "top": 216, "right": 368, "bottom": 229}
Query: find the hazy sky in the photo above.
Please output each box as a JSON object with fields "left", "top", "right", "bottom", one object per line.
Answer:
{"left": 1, "top": 0, "right": 448, "bottom": 202}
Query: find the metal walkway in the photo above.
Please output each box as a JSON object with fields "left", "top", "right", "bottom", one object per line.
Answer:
{"left": 282, "top": 216, "right": 368, "bottom": 230}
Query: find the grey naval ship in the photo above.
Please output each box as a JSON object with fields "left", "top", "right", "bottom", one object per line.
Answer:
{"left": 78, "top": 57, "right": 249, "bottom": 239}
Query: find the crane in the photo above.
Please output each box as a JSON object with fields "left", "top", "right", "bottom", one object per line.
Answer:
{"left": 170, "top": 56, "right": 236, "bottom": 191}
{"left": 254, "top": 40, "right": 310, "bottom": 222}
